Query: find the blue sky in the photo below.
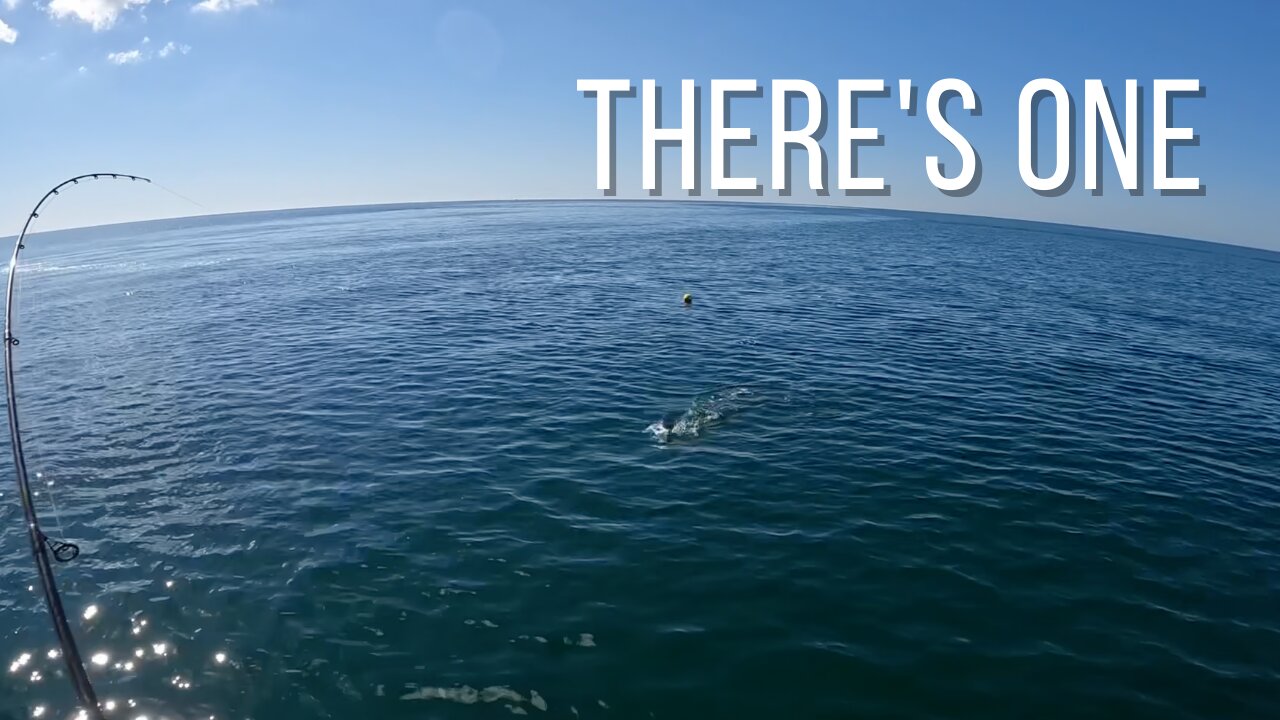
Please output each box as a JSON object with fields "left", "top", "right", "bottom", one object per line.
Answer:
{"left": 0, "top": 1, "right": 1275, "bottom": 248}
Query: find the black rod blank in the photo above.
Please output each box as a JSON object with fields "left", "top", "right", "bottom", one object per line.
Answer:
{"left": 4, "top": 173, "right": 151, "bottom": 719}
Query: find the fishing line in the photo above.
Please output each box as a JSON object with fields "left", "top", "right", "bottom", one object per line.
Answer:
{"left": 5, "top": 172, "right": 155, "bottom": 720}
{"left": 12, "top": 255, "right": 82, "bottom": 566}
{"left": 12, "top": 266, "right": 68, "bottom": 540}
{"left": 41, "top": 474, "right": 73, "bottom": 545}
{"left": 150, "top": 180, "right": 212, "bottom": 213}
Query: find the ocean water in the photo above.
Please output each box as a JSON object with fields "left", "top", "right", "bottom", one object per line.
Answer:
{"left": 0, "top": 201, "right": 1278, "bottom": 719}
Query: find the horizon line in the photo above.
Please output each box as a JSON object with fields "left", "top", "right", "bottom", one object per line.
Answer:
{"left": 9, "top": 197, "right": 1271, "bottom": 255}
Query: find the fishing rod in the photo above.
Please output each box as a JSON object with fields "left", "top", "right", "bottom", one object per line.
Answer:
{"left": 5, "top": 173, "right": 151, "bottom": 719}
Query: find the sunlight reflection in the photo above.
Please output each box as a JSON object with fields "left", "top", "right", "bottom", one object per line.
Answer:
{"left": 9, "top": 651, "right": 32, "bottom": 673}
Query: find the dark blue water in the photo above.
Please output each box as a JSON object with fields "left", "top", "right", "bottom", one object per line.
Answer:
{"left": 1, "top": 201, "right": 1278, "bottom": 719}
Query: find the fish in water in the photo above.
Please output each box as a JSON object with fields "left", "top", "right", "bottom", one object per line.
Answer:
{"left": 648, "top": 413, "right": 685, "bottom": 442}
{"left": 647, "top": 387, "right": 753, "bottom": 442}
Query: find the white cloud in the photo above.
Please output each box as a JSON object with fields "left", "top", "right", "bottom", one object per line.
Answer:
{"left": 46, "top": 0, "right": 150, "bottom": 32}
{"left": 106, "top": 47, "right": 142, "bottom": 64}
{"left": 193, "top": 0, "right": 257, "bottom": 13}
{"left": 106, "top": 37, "right": 188, "bottom": 64}
{"left": 3, "top": 1, "right": 20, "bottom": 11}
{"left": 0, "top": 19, "right": 15, "bottom": 44}
{"left": 156, "top": 40, "right": 189, "bottom": 57}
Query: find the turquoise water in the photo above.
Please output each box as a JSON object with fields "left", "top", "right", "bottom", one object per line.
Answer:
{"left": 1, "top": 201, "right": 1278, "bottom": 719}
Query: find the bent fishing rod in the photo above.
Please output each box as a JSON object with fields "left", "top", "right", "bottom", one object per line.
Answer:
{"left": 5, "top": 173, "right": 151, "bottom": 719}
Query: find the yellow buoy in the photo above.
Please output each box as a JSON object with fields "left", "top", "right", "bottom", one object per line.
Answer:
{"left": 682, "top": 293, "right": 693, "bottom": 305}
